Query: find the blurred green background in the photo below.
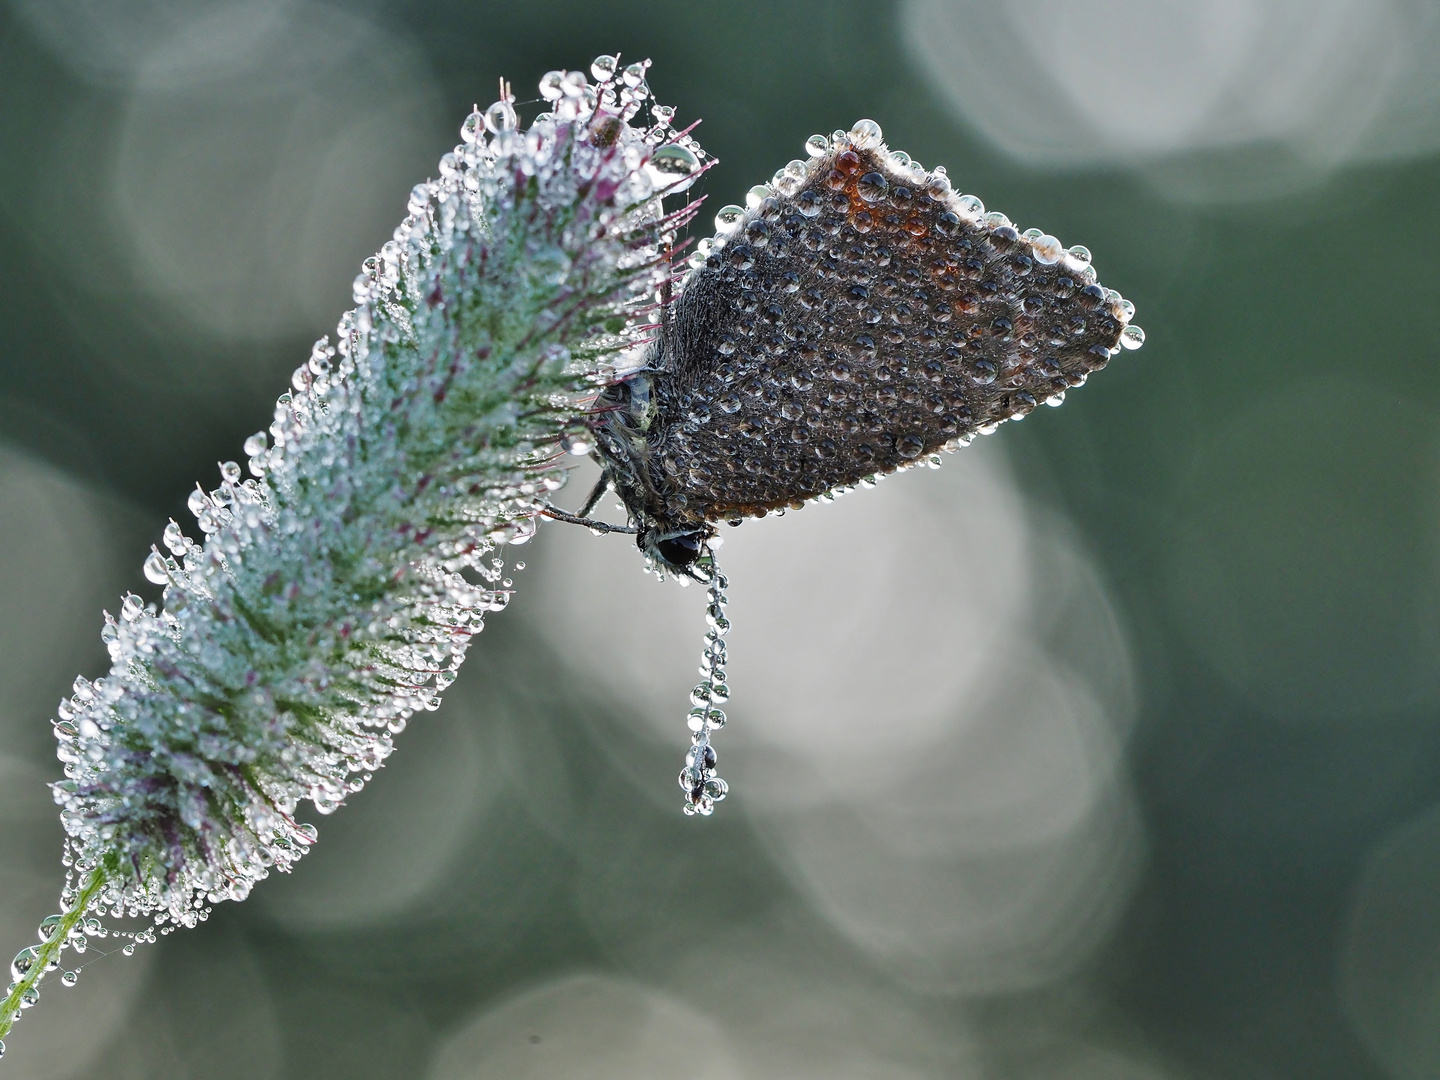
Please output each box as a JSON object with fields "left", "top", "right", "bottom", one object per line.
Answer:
{"left": 2, "top": 1, "right": 1439, "bottom": 1077}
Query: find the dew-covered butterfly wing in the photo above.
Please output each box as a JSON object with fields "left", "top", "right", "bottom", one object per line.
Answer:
{"left": 586, "top": 119, "right": 1143, "bottom": 573}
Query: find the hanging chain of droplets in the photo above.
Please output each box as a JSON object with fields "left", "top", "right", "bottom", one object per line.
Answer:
{"left": 679, "top": 555, "right": 730, "bottom": 815}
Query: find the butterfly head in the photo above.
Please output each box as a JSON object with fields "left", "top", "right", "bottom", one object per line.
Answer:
{"left": 641, "top": 523, "right": 714, "bottom": 578}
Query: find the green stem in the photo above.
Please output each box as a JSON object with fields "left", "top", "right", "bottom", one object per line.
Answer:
{"left": 0, "top": 863, "right": 110, "bottom": 1041}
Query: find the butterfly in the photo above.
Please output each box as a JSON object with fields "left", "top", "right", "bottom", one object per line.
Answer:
{"left": 547, "top": 119, "right": 1143, "bottom": 576}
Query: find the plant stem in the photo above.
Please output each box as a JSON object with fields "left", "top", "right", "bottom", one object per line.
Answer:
{"left": 0, "top": 863, "right": 110, "bottom": 1040}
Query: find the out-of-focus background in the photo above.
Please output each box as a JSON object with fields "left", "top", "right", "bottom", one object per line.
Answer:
{"left": 1, "top": 0, "right": 1438, "bottom": 1076}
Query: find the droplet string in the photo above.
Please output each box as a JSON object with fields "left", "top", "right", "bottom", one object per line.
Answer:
{"left": 679, "top": 554, "right": 730, "bottom": 816}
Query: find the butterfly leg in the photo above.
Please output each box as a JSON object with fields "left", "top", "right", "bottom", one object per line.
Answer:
{"left": 540, "top": 475, "right": 637, "bottom": 534}
{"left": 576, "top": 473, "right": 611, "bottom": 517}
{"left": 538, "top": 504, "right": 638, "bottom": 535}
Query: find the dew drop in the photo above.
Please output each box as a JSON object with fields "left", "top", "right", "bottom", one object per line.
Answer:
{"left": 539, "top": 71, "right": 566, "bottom": 101}
{"left": 484, "top": 99, "right": 517, "bottom": 135}
{"left": 60, "top": 971, "right": 78, "bottom": 988}
{"left": 714, "top": 205, "right": 745, "bottom": 233}
{"left": 560, "top": 429, "right": 592, "bottom": 455}
{"left": 1031, "top": 234, "right": 1064, "bottom": 265}
{"left": 849, "top": 118, "right": 883, "bottom": 149}
{"left": 143, "top": 549, "right": 169, "bottom": 585}
{"left": 460, "top": 110, "right": 483, "bottom": 144}
{"left": 162, "top": 520, "right": 187, "bottom": 555}
{"left": 590, "top": 54, "right": 618, "bottom": 82}
{"left": 805, "top": 134, "right": 829, "bottom": 158}
{"left": 187, "top": 488, "right": 210, "bottom": 519}
{"left": 1120, "top": 324, "right": 1146, "bottom": 350}
{"left": 645, "top": 144, "right": 700, "bottom": 193}
{"left": 955, "top": 194, "right": 984, "bottom": 220}
{"left": 856, "top": 172, "right": 889, "bottom": 204}
{"left": 11, "top": 947, "right": 38, "bottom": 982}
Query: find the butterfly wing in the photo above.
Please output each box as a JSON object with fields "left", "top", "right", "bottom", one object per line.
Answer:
{"left": 646, "top": 138, "right": 1140, "bottom": 524}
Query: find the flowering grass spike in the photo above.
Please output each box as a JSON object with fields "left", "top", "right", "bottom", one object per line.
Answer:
{"left": 0, "top": 57, "right": 706, "bottom": 1054}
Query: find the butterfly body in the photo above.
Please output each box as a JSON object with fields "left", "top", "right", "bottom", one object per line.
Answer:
{"left": 586, "top": 133, "right": 1139, "bottom": 572}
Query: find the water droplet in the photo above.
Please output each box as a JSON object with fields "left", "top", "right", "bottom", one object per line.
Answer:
{"left": 11, "top": 947, "right": 38, "bottom": 982}
{"left": 60, "top": 971, "right": 78, "bottom": 988}
{"left": 561, "top": 429, "right": 592, "bottom": 455}
{"left": 645, "top": 144, "right": 700, "bottom": 193}
{"left": 37, "top": 916, "right": 63, "bottom": 943}
{"left": 162, "top": 520, "right": 187, "bottom": 555}
{"left": 484, "top": 99, "right": 517, "bottom": 134}
{"left": 955, "top": 194, "right": 984, "bottom": 220}
{"left": 408, "top": 184, "right": 435, "bottom": 218}
{"left": 856, "top": 172, "right": 889, "bottom": 204}
{"left": 539, "top": 70, "right": 565, "bottom": 101}
{"left": 1065, "top": 244, "right": 1093, "bottom": 270}
{"left": 1120, "top": 324, "right": 1146, "bottom": 350}
{"left": 122, "top": 944, "right": 135, "bottom": 957}
{"left": 187, "top": 487, "right": 210, "bottom": 519}
{"left": 622, "top": 61, "right": 648, "bottom": 88}
{"left": 591, "top": 55, "right": 618, "bottom": 82}
{"left": 805, "top": 134, "right": 829, "bottom": 158}
{"left": 460, "top": 110, "right": 483, "bottom": 144}
{"left": 746, "top": 185, "right": 770, "bottom": 208}
{"left": 714, "top": 205, "right": 745, "bottom": 233}
{"left": 1031, "top": 234, "right": 1063, "bottom": 265}
{"left": 143, "top": 549, "right": 169, "bottom": 585}
{"left": 849, "top": 118, "right": 883, "bottom": 149}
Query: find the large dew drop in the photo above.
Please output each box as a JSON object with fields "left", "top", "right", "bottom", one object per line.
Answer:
{"left": 644, "top": 144, "right": 701, "bottom": 194}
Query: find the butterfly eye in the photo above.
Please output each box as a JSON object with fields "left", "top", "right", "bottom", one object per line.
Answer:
{"left": 653, "top": 531, "right": 704, "bottom": 568}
